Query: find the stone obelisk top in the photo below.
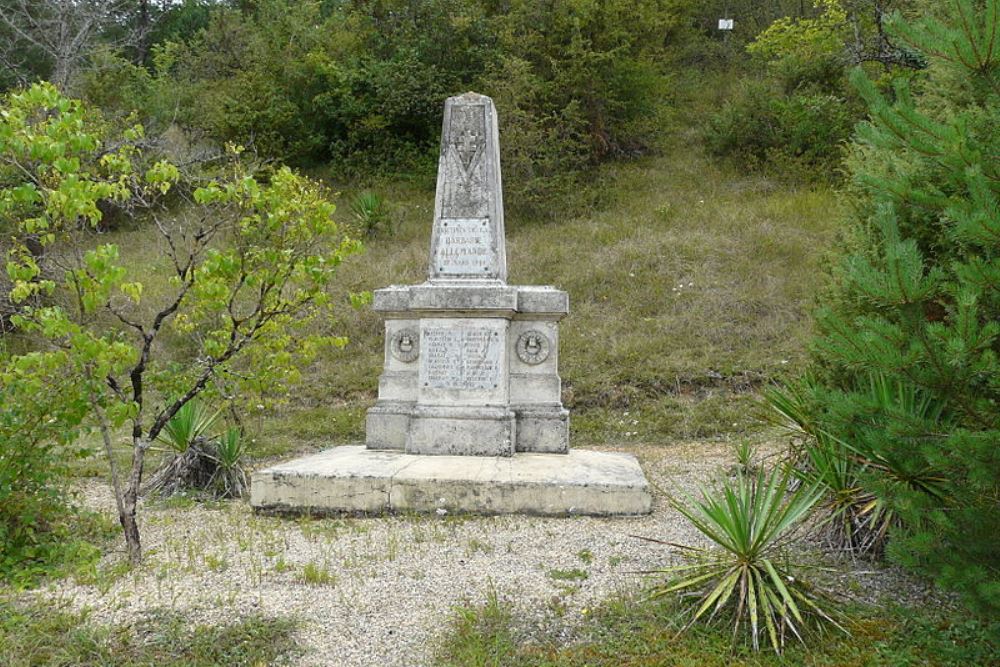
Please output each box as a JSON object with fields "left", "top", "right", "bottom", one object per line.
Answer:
{"left": 428, "top": 92, "right": 507, "bottom": 284}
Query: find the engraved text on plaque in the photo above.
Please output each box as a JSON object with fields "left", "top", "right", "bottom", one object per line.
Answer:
{"left": 420, "top": 326, "right": 502, "bottom": 390}
{"left": 433, "top": 218, "right": 494, "bottom": 274}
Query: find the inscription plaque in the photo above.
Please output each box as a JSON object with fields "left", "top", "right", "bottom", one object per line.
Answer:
{"left": 420, "top": 326, "right": 502, "bottom": 390}
{"left": 433, "top": 218, "right": 495, "bottom": 274}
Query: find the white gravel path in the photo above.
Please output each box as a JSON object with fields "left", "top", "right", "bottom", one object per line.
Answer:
{"left": 26, "top": 441, "right": 932, "bottom": 666}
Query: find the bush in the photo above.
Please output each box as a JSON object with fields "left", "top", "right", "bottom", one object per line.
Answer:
{"left": 476, "top": 0, "right": 684, "bottom": 216}
{"left": 704, "top": 80, "right": 856, "bottom": 179}
{"left": 765, "top": 377, "right": 950, "bottom": 556}
{"left": 479, "top": 55, "right": 591, "bottom": 218}
{"left": 110, "top": 0, "right": 683, "bottom": 211}
{"left": 704, "top": 0, "right": 902, "bottom": 181}
{"left": 747, "top": 0, "right": 848, "bottom": 94}
{"left": 153, "top": 2, "right": 333, "bottom": 162}
{"left": 0, "top": 351, "right": 92, "bottom": 584}
{"left": 800, "top": 0, "right": 1000, "bottom": 615}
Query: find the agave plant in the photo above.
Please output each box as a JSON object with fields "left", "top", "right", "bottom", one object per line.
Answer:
{"left": 764, "top": 377, "right": 950, "bottom": 556}
{"left": 208, "top": 427, "right": 249, "bottom": 499}
{"left": 156, "top": 399, "right": 220, "bottom": 454}
{"left": 646, "top": 466, "right": 842, "bottom": 653}
{"left": 350, "top": 191, "right": 389, "bottom": 238}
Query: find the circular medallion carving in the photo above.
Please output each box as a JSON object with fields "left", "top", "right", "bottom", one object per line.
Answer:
{"left": 390, "top": 328, "right": 420, "bottom": 363}
{"left": 516, "top": 330, "right": 551, "bottom": 365}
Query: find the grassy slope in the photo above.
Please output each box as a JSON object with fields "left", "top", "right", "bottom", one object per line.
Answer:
{"left": 69, "top": 78, "right": 840, "bottom": 463}
{"left": 257, "top": 133, "right": 840, "bottom": 454}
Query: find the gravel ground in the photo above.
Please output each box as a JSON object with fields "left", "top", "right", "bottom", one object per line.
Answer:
{"left": 27, "top": 441, "right": 937, "bottom": 666}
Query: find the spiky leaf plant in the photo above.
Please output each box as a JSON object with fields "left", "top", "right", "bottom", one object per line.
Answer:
{"left": 350, "top": 191, "right": 389, "bottom": 238}
{"left": 647, "top": 466, "right": 843, "bottom": 653}
{"left": 209, "top": 428, "right": 248, "bottom": 499}
{"left": 155, "top": 399, "right": 220, "bottom": 455}
{"left": 732, "top": 439, "right": 758, "bottom": 476}
{"left": 765, "top": 377, "right": 951, "bottom": 556}
{"left": 145, "top": 399, "right": 222, "bottom": 497}
{"left": 764, "top": 382, "right": 880, "bottom": 554}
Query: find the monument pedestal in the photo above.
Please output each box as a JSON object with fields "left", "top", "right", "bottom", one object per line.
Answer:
{"left": 364, "top": 282, "right": 570, "bottom": 456}
{"left": 250, "top": 92, "right": 651, "bottom": 517}
{"left": 408, "top": 405, "right": 515, "bottom": 456}
{"left": 250, "top": 446, "right": 652, "bottom": 516}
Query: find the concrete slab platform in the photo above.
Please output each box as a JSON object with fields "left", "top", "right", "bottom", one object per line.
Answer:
{"left": 250, "top": 446, "right": 652, "bottom": 516}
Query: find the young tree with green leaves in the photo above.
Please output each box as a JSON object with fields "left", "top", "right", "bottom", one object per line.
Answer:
{"left": 805, "top": 0, "right": 1000, "bottom": 614}
{"left": 1, "top": 82, "right": 361, "bottom": 565}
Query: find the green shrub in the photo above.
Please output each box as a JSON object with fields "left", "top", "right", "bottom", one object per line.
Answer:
{"left": 704, "top": 0, "right": 917, "bottom": 181}
{"left": 647, "top": 465, "right": 841, "bottom": 653}
{"left": 122, "top": 0, "right": 682, "bottom": 209}
{"left": 704, "top": 81, "right": 856, "bottom": 179}
{"left": 747, "top": 0, "right": 848, "bottom": 94}
{"left": 703, "top": 80, "right": 781, "bottom": 172}
{"left": 149, "top": 0, "right": 495, "bottom": 170}
{"left": 765, "top": 377, "right": 950, "bottom": 556}
{"left": 479, "top": 55, "right": 591, "bottom": 218}
{"left": 801, "top": 0, "right": 1000, "bottom": 615}
{"left": 0, "top": 351, "right": 92, "bottom": 584}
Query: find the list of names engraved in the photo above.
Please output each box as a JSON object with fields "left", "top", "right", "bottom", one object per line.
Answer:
{"left": 433, "top": 218, "right": 494, "bottom": 274}
{"left": 420, "top": 326, "right": 502, "bottom": 390}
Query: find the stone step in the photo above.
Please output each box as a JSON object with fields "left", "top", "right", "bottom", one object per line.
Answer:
{"left": 250, "top": 446, "right": 652, "bottom": 516}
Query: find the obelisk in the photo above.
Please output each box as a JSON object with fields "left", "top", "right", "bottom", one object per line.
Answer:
{"left": 428, "top": 92, "right": 507, "bottom": 282}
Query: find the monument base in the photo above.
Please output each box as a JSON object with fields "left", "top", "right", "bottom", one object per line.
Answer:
{"left": 407, "top": 405, "right": 515, "bottom": 456}
{"left": 250, "top": 446, "right": 652, "bottom": 516}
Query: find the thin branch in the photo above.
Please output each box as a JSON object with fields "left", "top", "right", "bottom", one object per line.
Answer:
{"left": 89, "top": 387, "right": 128, "bottom": 525}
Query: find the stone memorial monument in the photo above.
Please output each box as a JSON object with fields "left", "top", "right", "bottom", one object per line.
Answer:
{"left": 251, "top": 93, "right": 651, "bottom": 516}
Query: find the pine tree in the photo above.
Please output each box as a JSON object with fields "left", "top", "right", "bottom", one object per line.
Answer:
{"left": 808, "top": 0, "right": 1000, "bottom": 614}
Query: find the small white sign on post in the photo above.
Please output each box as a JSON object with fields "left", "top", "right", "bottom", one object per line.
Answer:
{"left": 718, "top": 18, "right": 734, "bottom": 30}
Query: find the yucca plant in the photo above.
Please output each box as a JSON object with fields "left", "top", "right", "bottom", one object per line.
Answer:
{"left": 832, "top": 375, "right": 951, "bottom": 551}
{"left": 155, "top": 399, "right": 220, "bottom": 454}
{"left": 764, "top": 382, "right": 883, "bottom": 554}
{"left": 214, "top": 427, "right": 246, "bottom": 470}
{"left": 646, "top": 466, "right": 843, "bottom": 653}
{"left": 797, "top": 430, "right": 888, "bottom": 554}
{"left": 764, "top": 377, "right": 951, "bottom": 556}
{"left": 145, "top": 399, "right": 221, "bottom": 496}
{"left": 209, "top": 427, "right": 249, "bottom": 499}
{"left": 732, "top": 439, "right": 758, "bottom": 475}
{"left": 350, "top": 191, "right": 389, "bottom": 238}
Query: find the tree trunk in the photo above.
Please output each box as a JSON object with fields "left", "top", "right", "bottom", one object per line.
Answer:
{"left": 122, "top": 435, "right": 150, "bottom": 565}
{"left": 50, "top": 55, "right": 71, "bottom": 92}
{"left": 134, "top": 0, "right": 151, "bottom": 65}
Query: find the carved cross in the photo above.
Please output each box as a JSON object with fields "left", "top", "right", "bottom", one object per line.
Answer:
{"left": 454, "top": 126, "right": 482, "bottom": 171}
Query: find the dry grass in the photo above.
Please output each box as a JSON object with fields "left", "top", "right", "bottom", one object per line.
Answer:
{"left": 64, "top": 117, "right": 841, "bottom": 457}
{"left": 274, "top": 131, "right": 841, "bottom": 448}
